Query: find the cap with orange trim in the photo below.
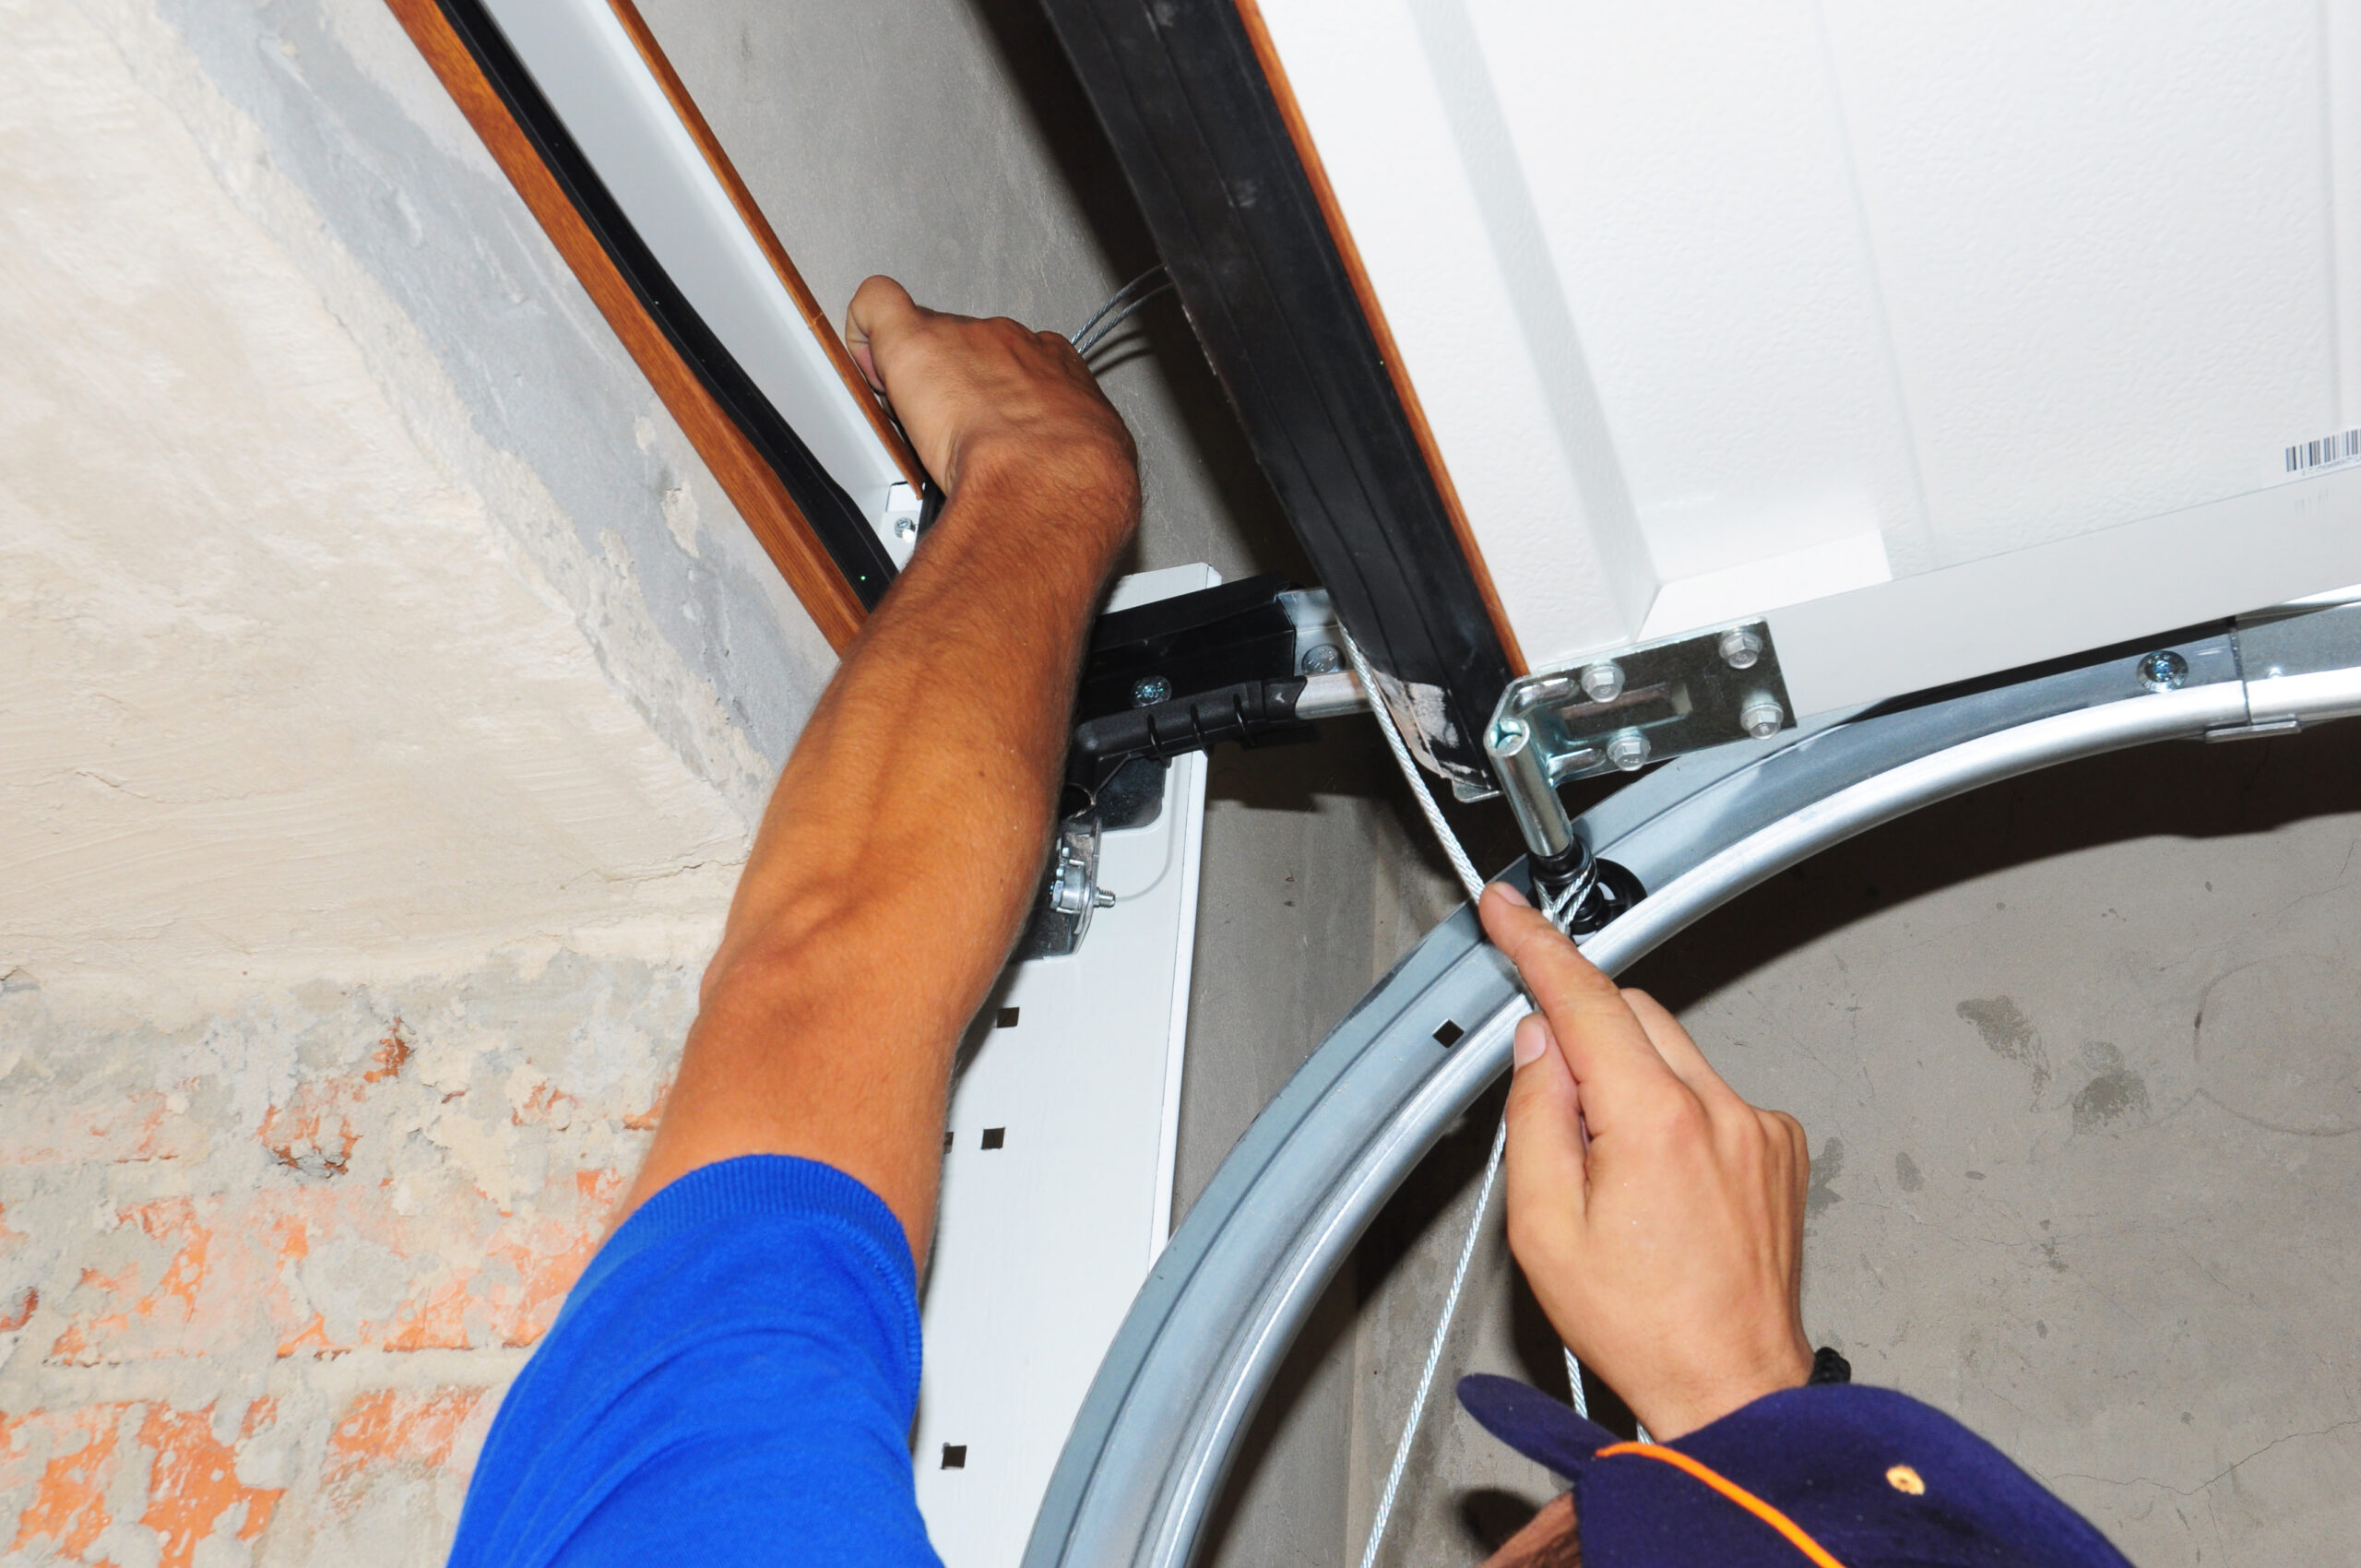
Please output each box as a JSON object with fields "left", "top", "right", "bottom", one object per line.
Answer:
{"left": 1457, "top": 1374, "right": 2132, "bottom": 1568}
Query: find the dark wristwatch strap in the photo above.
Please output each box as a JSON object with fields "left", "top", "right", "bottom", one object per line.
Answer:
{"left": 1808, "top": 1346, "right": 1853, "bottom": 1385}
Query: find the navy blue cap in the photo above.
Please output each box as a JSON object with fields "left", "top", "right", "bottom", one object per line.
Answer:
{"left": 1458, "top": 1374, "right": 2132, "bottom": 1567}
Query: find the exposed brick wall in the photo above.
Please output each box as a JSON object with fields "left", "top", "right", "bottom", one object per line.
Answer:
{"left": 0, "top": 952, "right": 693, "bottom": 1564}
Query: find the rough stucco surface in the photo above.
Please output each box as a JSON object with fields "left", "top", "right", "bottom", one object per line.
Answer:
{"left": 1, "top": 0, "right": 770, "bottom": 1559}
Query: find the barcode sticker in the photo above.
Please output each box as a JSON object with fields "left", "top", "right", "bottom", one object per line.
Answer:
{"left": 2266, "top": 426, "right": 2361, "bottom": 487}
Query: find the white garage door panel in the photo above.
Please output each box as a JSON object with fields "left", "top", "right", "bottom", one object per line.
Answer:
{"left": 1254, "top": 0, "right": 2361, "bottom": 682}
{"left": 1771, "top": 463, "right": 2361, "bottom": 714}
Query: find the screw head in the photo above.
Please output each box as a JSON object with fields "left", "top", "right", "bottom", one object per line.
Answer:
{"left": 1486, "top": 715, "right": 1532, "bottom": 757}
{"left": 893, "top": 516, "right": 919, "bottom": 540}
{"left": 1740, "top": 696, "right": 1785, "bottom": 739}
{"left": 1605, "top": 729, "right": 1651, "bottom": 771}
{"left": 1580, "top": 661, "right": 1626, "bottom": 703}
{"left": 1718, "top": 627, "right": 1764, "bottom": 670}
{"left": 2137, "top": 649, "right": 2189, "bottom": 693}
{"left": 1301, "top": 643, "right": 1342, "bottom": 675}
{"left": 1132, "top": 674, "right": 1172, "bottom": 707}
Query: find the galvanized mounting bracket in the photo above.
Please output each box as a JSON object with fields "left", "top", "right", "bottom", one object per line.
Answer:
{"left": 2201, "top": 602, "right": 2361, "bottom": 741}
{"left": 1018, "top": 817, "right": 1116, "bottom": 960}
{"left": 1484, "top": 620, "right": 1796, "bottom": 907}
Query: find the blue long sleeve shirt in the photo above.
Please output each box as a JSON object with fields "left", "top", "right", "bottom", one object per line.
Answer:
{"left": 447, "top": 1156, "right": 943, "bottom": 1568}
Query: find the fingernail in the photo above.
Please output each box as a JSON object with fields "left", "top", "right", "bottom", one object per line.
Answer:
{"left": 1512, "top": 1015, "right": 1548, "bottom": 1067}
{"left": 1489, "top": 881, "right": 1529, "bottom": 909}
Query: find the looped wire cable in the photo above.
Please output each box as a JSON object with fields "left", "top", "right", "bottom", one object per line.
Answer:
{"left": 1071, "top": 267, "right": 1174, "bottom": 358}
{"left": 1340, "top": 630, "right": 1483, "bottom": 906}
{"left": 1342, "top": 629, "right": 1591, "bottom": 1566}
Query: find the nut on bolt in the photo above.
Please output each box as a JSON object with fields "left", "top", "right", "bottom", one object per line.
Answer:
{"left": 1718, "top": 627, "right": 1764, "bottom": 670}
{"left": 1605, "top": 729, "right": 1651, "bottom": 771}
{"left": 1739, "top": 695, "right": 1785, "bottom": 739}
{"left": 893, "top": 516, "right": 919, "bottom": 540}
{"left": 1132, "top": 674, "right": 1172, "bottom": 707}
{"left": 1579, "top": 661, "right": 1626, "bottom": 703}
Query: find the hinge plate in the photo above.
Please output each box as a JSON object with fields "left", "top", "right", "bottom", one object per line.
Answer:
{"left": 1491, "top": 620, "right": 1797, "bottom": 784}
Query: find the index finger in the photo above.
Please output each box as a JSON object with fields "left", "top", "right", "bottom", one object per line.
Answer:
{"left": 1479, "top": 883, "right": 1686, "bottom": 1126}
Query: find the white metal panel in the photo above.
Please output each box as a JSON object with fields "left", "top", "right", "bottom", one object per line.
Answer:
{"left": 913, "top": 565, "right": 1213, "bottom": 1568}
{"left": 1466, "top": 0, "right": 1924, "bottom": 612}
{"left": 1818, "top": 1, "right": 2339, "bottom": 564}
{"left": 1250, "top": 0, "right": 1659, "bottom": 656}
{"left": 1772, "top": 463, "right": 2361, "bottom": 713}
{"left": 1254, "top": 0, "right": 2361, "bottom": 691}
{"left": 479, "top": 0, "right": 918, "bottom": 564}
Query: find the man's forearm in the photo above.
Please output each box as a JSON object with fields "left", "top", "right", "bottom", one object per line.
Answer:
{"left": 706, "top": 447, "right": 1130, "bottom": 1002}
{"left": 623, "top": 288, "right": 1138, "bottom": 1257}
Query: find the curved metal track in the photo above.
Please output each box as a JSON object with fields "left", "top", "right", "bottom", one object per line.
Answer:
{"left": 1024, "top": 608, "right": 2361, "bottom": 1568}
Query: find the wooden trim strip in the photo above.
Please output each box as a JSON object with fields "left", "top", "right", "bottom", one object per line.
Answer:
{"left": 383, "top": 0, "right": 871, "bottom": 650}
{"left": 602, "top": 0, "right": 924, "bottom": 491}
{"left": 1229, "top": 0, "right": 1526, "bottom": 677}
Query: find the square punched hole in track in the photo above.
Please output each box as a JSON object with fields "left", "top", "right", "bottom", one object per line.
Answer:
{"left": 980, "top": 1127, "right": 1006, "bottom": 1150}
{"left": 1432, "top": 1019, "right": 1465, "bottom": 1048}
{"left": 941, "top": 1444, "right": 967, "bottom": 1469}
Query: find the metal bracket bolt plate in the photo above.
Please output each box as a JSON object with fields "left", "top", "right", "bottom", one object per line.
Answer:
{"left": 1484, "top": 619, "right": 1797, "bottom": 867}
{"left": 1019, "top": 817, "right": 1115, "bottom": 959}
{"left": 879, "top": 480, "right": 925, "bottom": 568}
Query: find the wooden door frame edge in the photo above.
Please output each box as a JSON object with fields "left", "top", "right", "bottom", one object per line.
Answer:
{"left": 385, "top": 0, "right": 881, "bottom": 651}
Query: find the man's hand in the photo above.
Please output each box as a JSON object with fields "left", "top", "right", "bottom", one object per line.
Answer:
{"left": 1481, "top": 882, "right": 1813, "bottom": 1440}
{"left": 844, "top": 276, "right": 1133, "bottom": 505}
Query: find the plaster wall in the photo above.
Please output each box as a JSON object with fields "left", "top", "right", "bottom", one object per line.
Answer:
{"left": 1, "top": 0, "right": 1403, "bottom": 1561}
{"left": 2, "top": 0, "right": 780, "bottom": 1556}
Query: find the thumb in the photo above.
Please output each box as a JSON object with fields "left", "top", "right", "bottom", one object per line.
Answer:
{"left": 1503, "top": 1012, "right": 1588, "bottom": 1244}
{"left": 843, "top": 275, "right": 919, "bottom": 393}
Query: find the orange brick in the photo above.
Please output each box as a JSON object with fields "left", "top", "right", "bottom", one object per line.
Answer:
{"left": 3, "top": 1406, "right": 128, "bottom": 1562}
{"left": 137, "top": 1402, "right": 282, "bottom": 1568}
{"left": 323, "top": 1389, "right": 484, "bottom": 1489}
{"left": 362, "top": 1020, "right": 412, "bottom": 1083}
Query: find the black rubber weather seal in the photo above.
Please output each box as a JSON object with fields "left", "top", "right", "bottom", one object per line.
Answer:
{"left": 1038, "top": 0, "right": 1515, "bottom": 778}
{"left": 429, "top": 0, "right": 900, "bottom": 605}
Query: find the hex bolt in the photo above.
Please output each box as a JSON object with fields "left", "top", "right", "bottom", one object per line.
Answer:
{"left": 1740, "top": 696, "right": 1786, "bottom": 739}
{"left": 1132, "top": 674, "right": 1172, "bottom": 707}
{"left": 1718, "top": 627, "right": 1764, "bottom": 670}
{"left": 1605, "top": 729, "right": 1651, "bottom": 771}
{"left": 1301, "top": 643, "right": 1343, "bottom": 675}
{"left": 1579, "top": 661, "right": 1626, "bottom": 703}
{"left": 894, "top": 516, "right": 919, "bottom": 540}
{"left": 2137, "top": 649, "right": 2189, "bottom": 693}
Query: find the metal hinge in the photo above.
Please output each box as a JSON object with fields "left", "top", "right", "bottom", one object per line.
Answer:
{"left": 1484, "top": 621, "right": 1796, "bottom": 913}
